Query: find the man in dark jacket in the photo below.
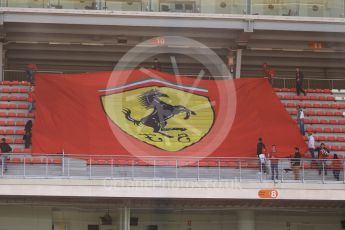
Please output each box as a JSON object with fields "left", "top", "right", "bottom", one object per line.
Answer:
{"left": 23, "top": 131, "right": 32, "bottom": 148}
{"left": 0, "top": 138, "right": 12, "bottom": 173}
{"left": 295, "top": 67, "right": 307, "bottom": 96}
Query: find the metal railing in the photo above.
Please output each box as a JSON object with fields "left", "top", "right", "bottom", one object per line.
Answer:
{"left": 0, "top": 0, "right": 345, "bottom": 19}
{"left": 272, "top": 77, "right": 345, "bottom": 90}
{"left": 1, "top": 154, "right": 344, "bottom": 183}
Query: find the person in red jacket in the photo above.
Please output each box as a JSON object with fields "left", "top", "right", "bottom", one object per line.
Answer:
{"left": 332, "top": 154, "right": 342, "bottom": 181}
{"left": 26, "top": 63, "right": 37, "bottom": 85}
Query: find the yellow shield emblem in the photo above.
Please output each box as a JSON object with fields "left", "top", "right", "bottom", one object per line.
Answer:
{"left": 101, "top": 86, "right": 214, "bottom": 151}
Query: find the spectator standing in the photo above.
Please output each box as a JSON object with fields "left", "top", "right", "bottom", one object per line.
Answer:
{"left": 24, "top": 120, "right": 33, "bottom": 133}
{"left": 317, "top": 143, "right": 329, "bottom": 176}
{"left": 291, "top": 147, "right": 301, "bottom": 180}
{"left": 26, "top": 63, "right": 37, "bottom": 85}
{"left": 262, "top": 62, "right": 275, "bottom": 85}
{"left": 0, "top": 138, "right": 12, "bottom": 173}
{"left": 308, "top": 132, "right": 315, "bottom": 158}
{"left": 153, "top": 58, "right": 161, "bottom": 71}
{"left": 297, "top": 105, "right": 305, "bottom": 136}
{"left": 332, "top": 154, "right": 341, "bottom": 181}
{"left": 257, "top": 137, "right": 267, "bottom": 173}
{"left": 295, "top": 67, "right": 307, "bottom": 96}
{"left": 28, "top": 86, "right": 35, "bottom": 113}
{"left": 23, "top": 131, "right": 32, "bottom": 149}
{"left": 268, "top": 144, "right": 279, "bottom": 180}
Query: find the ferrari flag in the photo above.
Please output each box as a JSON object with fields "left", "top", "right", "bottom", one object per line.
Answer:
{"left": 32, "top": 70, "right": 306, "bottom": 158}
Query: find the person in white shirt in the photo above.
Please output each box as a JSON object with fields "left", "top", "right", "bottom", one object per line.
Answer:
{"left": 308, "top": 132, "right": 315, "bottom": 158}
{"left": 297, "top": 105, "right": 305, "bottom": 135}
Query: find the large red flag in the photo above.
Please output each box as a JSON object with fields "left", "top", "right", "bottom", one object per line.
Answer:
{"left": 32, "top": 70, "right": 306, "bottom": 158}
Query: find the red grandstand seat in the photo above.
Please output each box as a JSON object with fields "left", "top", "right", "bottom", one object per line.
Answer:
{"left": 307, "top": 110, "right": 316, "bottom": 116}
{"left": 0, "top": 96, "right": 8, "bottom": 101}
{"left": 329, "top": 120, "right": 338, "bottom": 125}
{"left": 316, "top": 111, "right": 324, "bottom": 116}
{"left": 338, "top": 120, "right": 345, "bottom": 125}
{"left": 306, "top": 127, "right": 314, "bottom": 132}
{"left": 6, "top": 120, "right": 15, "bottom": 126}
{"left": 323, "top": 128, "right": 332, "bottom": 133}
{"left": 341, "top": 146, "right": 345, "bottom": 151}
{"left": 303, "top": 136, "right": 308, "bottom": 141}
{"left": 311, "top": 119, "right": 319, "bottom": 124}
{"left": 0, "top": 104, "right": 7, "bottom": 109}
{"left": 333, "top": 128, "right": 341, "bottom": 133}
{"left": 0, "top": 112, "right": 6, "bottom": 117}
{"left": 5, "top": 138, "right": 13, "bottom": 143}
{"left": 7, "top": 112, "right": 16, "bottom": 117}
{"left": 10, "top": 158, "right": 23, "bottom": 163}
{"left": 334, "top": 111, "right": 343, "bottom": 116}
{"left": 8, "top": 95, "right": 17, "bottom": 101}
{"left": 336, "top": 136, "right": 345, "bottom": 142}
{"left": 0, "top": 120, "right": 5, "bottom": 126}
{"left": 320, "top": 120, "right": 328, "bottom": 124}
{"left": 315, "top": 127, "right": 323, "bottom": 133}
{"left": 1, "top": 88, "right": 10, "bottom": 93}
{"left": 8, "top": 104, "right": 16, "bottom": 109}
{"left": 331, "top": 104, "right": 340, "bottom": 109}
{"left": 16, "top": 112, "right": 26, "bottom": 117}
{"left": 325, "top": 111, "right": 333, "bottom": 116}
{"left": 290, "top": 110, "right": 297, "bottom": 115}
{"left": 326, "top": 96, "right": 335, "bottom": 101}
{"left": 310, "top": 96, "right": 318, "bottom": 100}
{"left": 316, "top": 136, "right": 326, "bottom": 141}
{"left": 15, "top": 130, "right": 25, "bottom": 135}
{"left": 23, "top": 148, "right": 31, "bottom": 153}
{"left": 19, "top": 88, "right": 29, "bottom": 93}
{"left": 342, "top": 128, "right": 345, "bottom": 133}
{"left": 327, "top": 136, "right": 336, "bottom": 142}
{"left": 5, "top": 130, "right": 14, "bottom": 135}
{"left": 30, "top": 158, "right": 42, "bottom": 164}
{"left": 321, "top": 104, "right": 330, "bottom": 109}
{"left": 287, "top": 103, "right": 295, "bottom": 108}
{"left": 17, "top": 104, "right": 28, "bottom": 109}
{"left": 15, "top": 121, "right": 25, "bottom": 126}
{"left": 0, "top": 130, "right": 4, "bottom": 135}
{"left": 330, "top": 146, "right": 340, "bottom": 151}
{"left": 14, "top": 139, "right": 24, "bottom": 144}
{"left": 338, "top": 104, "right": 345, "bottom": 109}
{"left": 28, "top": 113, "right": 35, "bottom": 118}
{"left": 304, "top": 103, "right": 313, "bottom": 108}
{"left": 18, "top": 96, "right": 28, "bottom": 101}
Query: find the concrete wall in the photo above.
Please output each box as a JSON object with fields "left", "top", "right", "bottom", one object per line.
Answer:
{"left": 0, "top": 205, "right": 343, "bottom": 230}
{"left": 0, "top": 206, "right": 51, "bottom": 230}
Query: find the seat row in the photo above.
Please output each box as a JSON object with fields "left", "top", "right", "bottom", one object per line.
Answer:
{"left": 0, "top": 95, "right": 28, "bottom": 101}
{"left": 278, "top": 95, "right": 335, "bottom": 101}
{"left": 1, "top": 138, "right": 24, "bottom": 144}
{"left": 284, "top": 102, "right": 345, "bottom": 109}
{"left": 6, "top": 158, "right": 62, "bottom": 164}
{"left": 0, "top": 81, "right": 30, "bottom": 86}
{"left": 306, "top": 127, "right": 345, "bottom": 133}
{"left": 288, "top": 110, "right": 345, "bottom": 117}
{"left": 274, "top": 88, "right": 332, "bottom": 94}
{"left": 304, "top": 119, "right": 345, "bottom": 125}
{"left": 0, "top": 112, "right": 34, "bottom": 118}
{"left": 0, "top": 120, "right": 26, "bottom": 126}
{"left": 0, "top": 88, "right": 29, "bottom": 93}
{"left": 0, "top": 104, "right": 29, "bottom": 109}
{"left": 0, "top": 129, "right": 26, "bottom": 135}
{"left": 303, "top": 135, "right": 345, "bottom": 142}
